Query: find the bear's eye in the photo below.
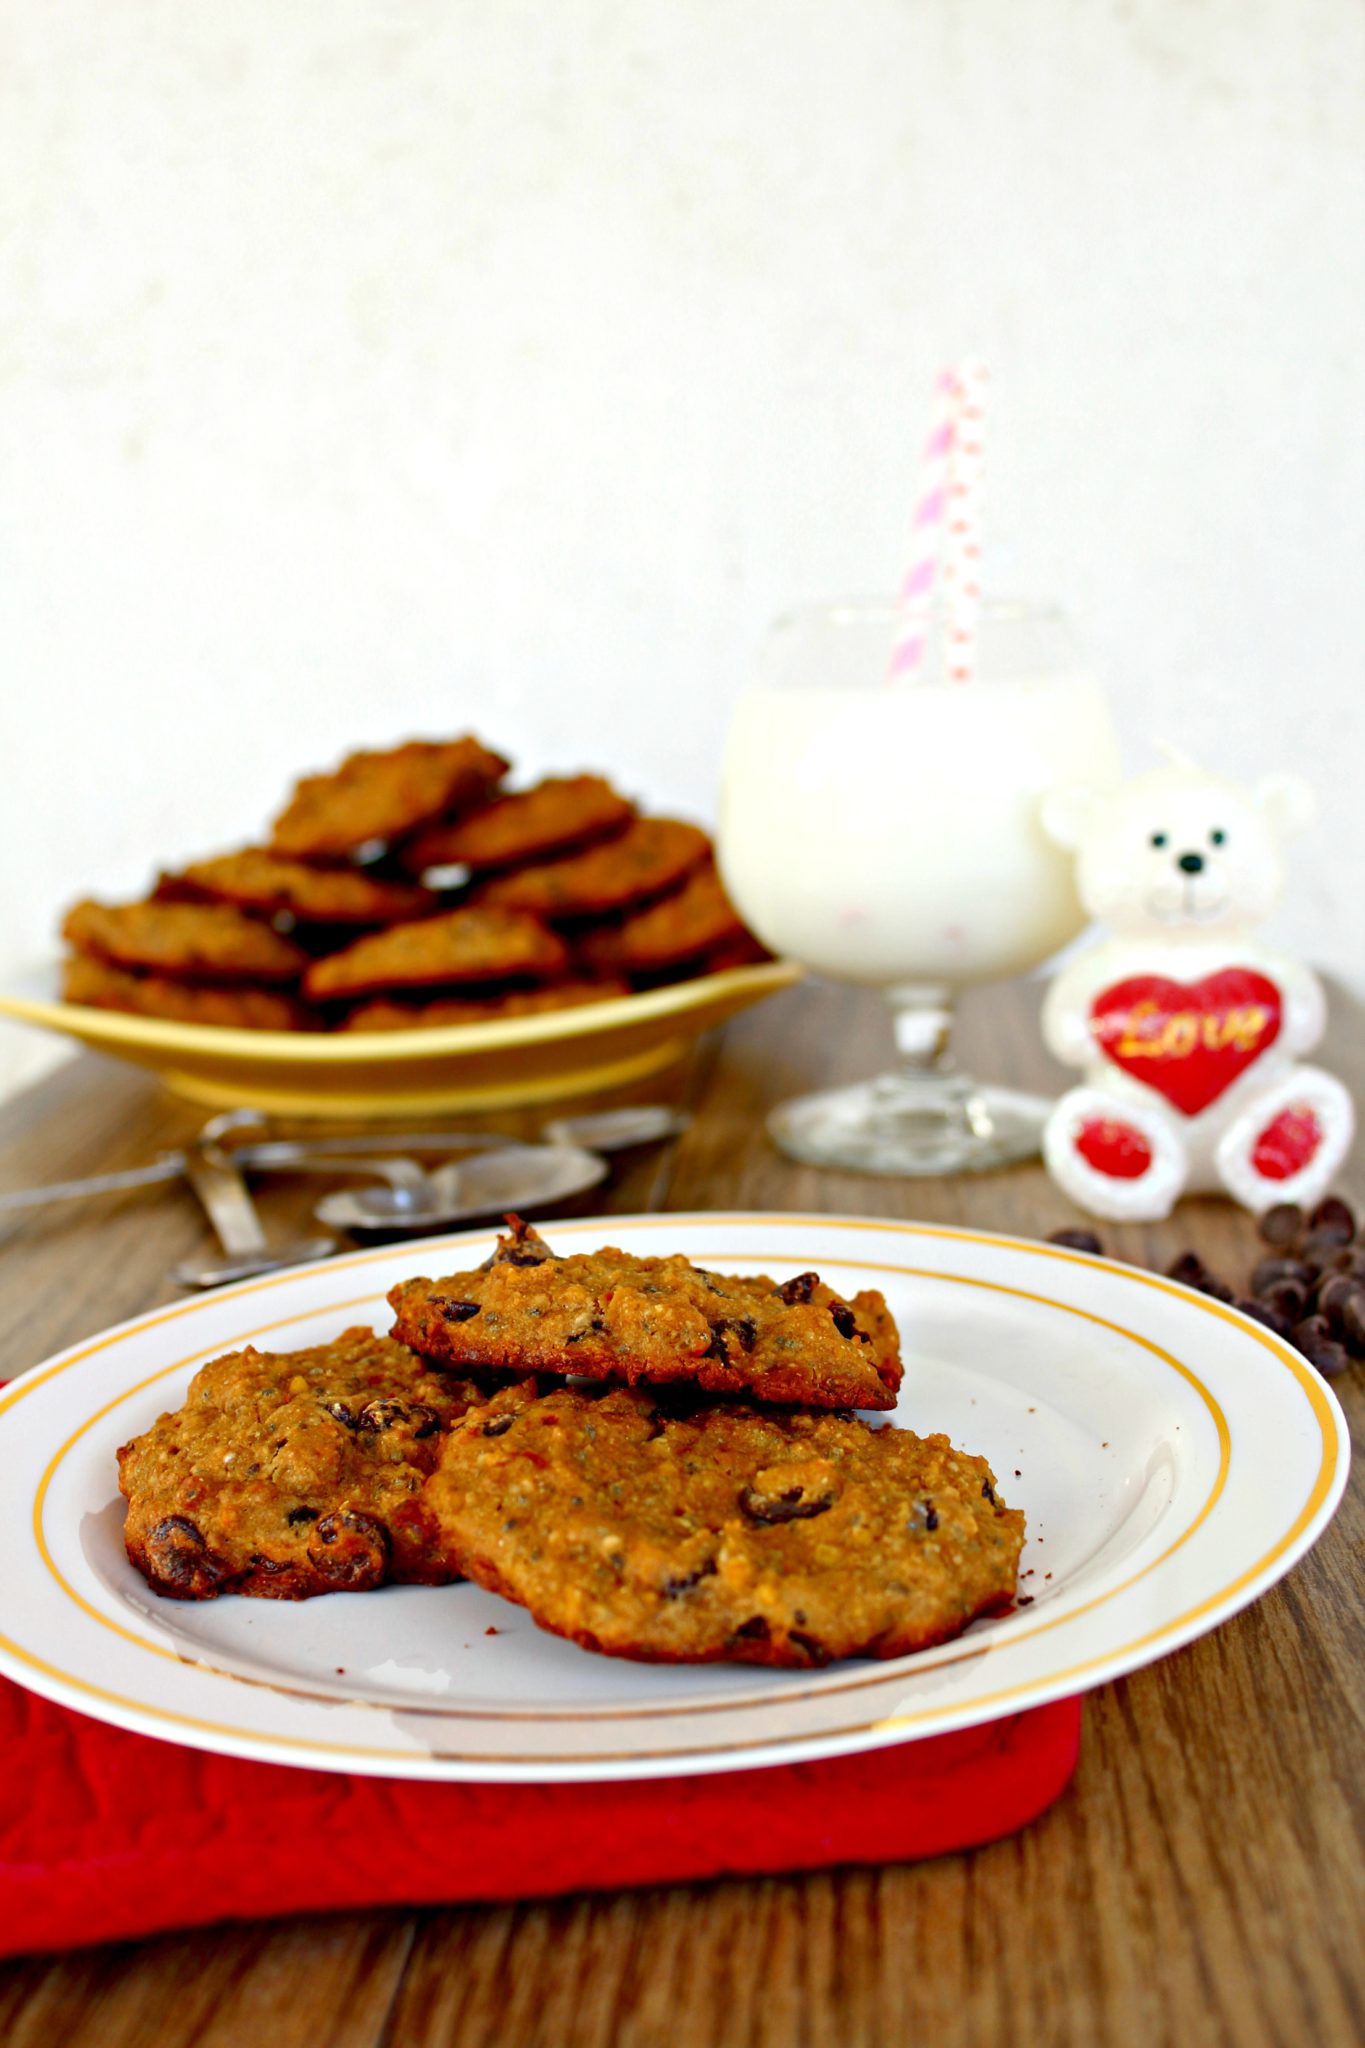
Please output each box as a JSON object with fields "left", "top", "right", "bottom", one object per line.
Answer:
{"left": 1150, "top": 832, "right": 1168, "bottom": 849}
{"left": 1210, "top": 828, "right": 1226, "bottom": 846}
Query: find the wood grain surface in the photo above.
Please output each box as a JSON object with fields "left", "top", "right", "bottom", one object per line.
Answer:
{"left": 0, "top": 978, "right": 1360, "bottom": 2048}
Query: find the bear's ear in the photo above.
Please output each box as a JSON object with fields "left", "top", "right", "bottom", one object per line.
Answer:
{"left": 1040, "top": 783, "right": 1103, "bottom": 850}
{"left": 1253, "top": 772, "right": 1315, "bottom": 840}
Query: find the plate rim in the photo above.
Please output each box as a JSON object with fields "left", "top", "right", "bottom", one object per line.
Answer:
{"left": 0, "top": 1212, "right": 1349, "bottom": 1781}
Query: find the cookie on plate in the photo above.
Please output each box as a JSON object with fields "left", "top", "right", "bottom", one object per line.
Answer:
{"left": 427, "top": 1381, "right": 1025, "bottom": 1666}
{"left": 160, "top": 848, "right": 436, "bottom": 927}
{"left": 62, "top": 954, "right": 314, "bottom": 1032}
{"left": 577, "top": 864, "right": 747, "bottom": 975}
{"left": 63, "top": 898, "right": 309, "bottom": 986}
{"left": 389, "top": 1217, "right": 902, "bottom": 1410}
{"left": 117, "top": 1328, "right": 489, "bottom": 1600}
{"left": 472, "top": 818, "right": 711, "bottom": 920}
{"left": 302, "top": 908, "right": 569, "bottom": 1003}
{"left": 340, "top": 978, "right": 628, "bottom": 1031}
{"left": 402, "top": 775, "right": 636, "bottom": 876}
{"left": 270, "top": 737, "right": 509, "bottom": 861}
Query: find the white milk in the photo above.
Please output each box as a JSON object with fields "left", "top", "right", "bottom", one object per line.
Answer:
{"left": 718, "top": 672, "right": 1120, "bottom": 988}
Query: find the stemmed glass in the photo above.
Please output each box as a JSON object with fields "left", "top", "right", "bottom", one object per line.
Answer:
{"left": 717, "top": 600, "right": 1121, "bottom": 1175}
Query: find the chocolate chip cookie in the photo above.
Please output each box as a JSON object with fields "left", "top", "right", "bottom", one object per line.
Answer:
{"left": 63, "top": 898, "right": 310, "bottom": 985}
{"left": 118, "top": 1329, "right": 489, "bottom": 1600}
{"left": 62, "top": 955, "right": 314, "bottom": 1032}
{"left": 402, "top": 775, "right": 636, "bottom": 876}
{"left": 270, "top": 737, "right": 509, "bottom": 860}
{"left": 427, "top": 1381, "right": 1024, "bottom": 1665}
{"left": 389, "top": 1218, "right": 902, "bottom": 1410}
{"left": 161, "top": 848, "right": 436, "bottom": 926}
{"left": 577, "top": 864, "right": 747, "bottom": 975}
{"left": 302, "top": 908, "right": 569, "bottom": 1002}
{"left": 472, "top": 818, "right": 711, "bottom": 919}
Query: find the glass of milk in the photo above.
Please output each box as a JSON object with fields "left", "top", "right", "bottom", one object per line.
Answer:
{"left": 717, "top": 600, "right": 1121, "bottom": 1174}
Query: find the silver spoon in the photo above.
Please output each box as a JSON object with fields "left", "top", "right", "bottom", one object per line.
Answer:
{"left": 313, "top": 1141, "right": 609, "bottom": 1235}
{"left": 173, "top": 1116, "right": 335, "bottom": 1288}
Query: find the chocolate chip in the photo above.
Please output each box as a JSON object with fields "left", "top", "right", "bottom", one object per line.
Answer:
{"left": 324, "top": 1399, "right": 359, "bottom": 1429}
{"left": 662, "top": 1558, "right": 718, "bottom": 1597}
{"left": 909, "top": 1500, "right": 939, "bottom": 1533}
{"left": 284, "top": 1505, "right": 320, "bottom": 1525}
{"left": 1235, "top": 1295, "right": 1291, "bottom": 1337}
{"left": 1342, "top": 1293, "right": 1365, "bottom": 1357}
{"left": 981, "top": 1480, "right": 996, "bottom": 1504}
{"left": 1196, "top": 1272, "right": 1235, "bottom": 1305}
{"left": 1290, "top": 1316, "right": 1351, "bottom": 1379}
{"left": 733, "top": 1615, "right": 770, "bottom": 1640}
{"left": 1308, "top": 1196, "right": 1355, "bottom": 1244}
{"left": 1166, "top": 1252, "right": 1207, "bottom": 1287}
{"left": 1257, "top": 1202, "right": 1304, "bottom": 1247}
{"left": 829, "top": 1300, "right": 857, "bottom": 1339}
{"left": 739, "top": 1480, "right": 835, "bottom": 1524}
{"left": 1316, "top": 1275, "right": 1365, "bottom": 1337}
{"left": 779, "top": 1272, "right": 819, "bottom": 1305}
{"left": 357, "top": 1397, "right": 441, "bottom": 1437}
{"left": 787, "top": 1629, "right": 830, "bottom": 1666}
{"left": 145, "top": 1516, "right": 230, "bottom": 1596}
{"left": 1047, "top": 1228, "right": 1104, "bottom": 1254}
{"left": 1251, "top": 1256, "right": 1312, "bottom": 1296}
{"left": 435, "top": 1297, "right": 481, "bottom": 1322}
{"left": 1261, "top": 1279, "right": 1309, "bottom": 1323}
{"left": 706, "top": 1317, "right": 758, "bottom": 1364}
{"left": 482, "top": 1413, "right": 516, "bottom": 1436}
{"left": 307, "top": 1510, "right": 391, "bottom": 1589}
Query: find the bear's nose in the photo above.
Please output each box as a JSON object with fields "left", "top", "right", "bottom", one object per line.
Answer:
{"left": 1177, "top": 851, "right": 1205, "bottom": 874}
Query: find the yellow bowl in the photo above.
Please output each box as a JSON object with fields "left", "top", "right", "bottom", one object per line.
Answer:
{"left": 0, "top": 961, "right": 802, "bottom": 1118}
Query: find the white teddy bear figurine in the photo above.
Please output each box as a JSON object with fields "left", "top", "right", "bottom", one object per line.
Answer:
{"left": 1039, "top": 756, "right": 1354, "bottom": 1221}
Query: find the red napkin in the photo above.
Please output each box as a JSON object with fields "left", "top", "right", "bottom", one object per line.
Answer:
{"left": 0, "top": 1673, "right": 1079, "bottom": 1956}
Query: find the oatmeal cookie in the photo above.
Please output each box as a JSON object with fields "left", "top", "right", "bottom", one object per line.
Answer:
{"left": 577, "top": 865, "right": 747, "bottom": 974}
{"left": 270, "top": 737, "right": 509, "bottom": 860}
{"left": 160, "top": 848, "right": 435, "bottom": 926}
{"left": 402, "top": 775, "right": 636, "bottom": 876}
{"left": 62, "top": 955, "right": 314, "bottom": 1032}
{"left": 63, "top": 898, "right": 309, "bottom": 985}
{"left": 340, "top": 979, "right": 627, "bottom": 1031}
{"left": 428, "top": 1381, "right": 1025, "bottom": 1666}
{"left": 117, "top": 1328, "right": 489, "bottom": 1600}
{"left": 472, "top": 818, "right": 711, "bottom": 919}
{"left": 303, "top": 908, "right": 569, "bottom": 1002}
{"left": 389, "top": 1217, "right": 901, "bottom": 1410}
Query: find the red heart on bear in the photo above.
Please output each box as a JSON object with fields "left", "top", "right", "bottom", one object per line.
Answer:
{"left": 1089, "top": 970, "right": 1282, "bottom": 1117}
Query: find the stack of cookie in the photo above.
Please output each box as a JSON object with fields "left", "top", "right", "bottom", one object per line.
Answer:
{"left": 118, "top": 1218, "right": 1027, "bottom": 1670}
{"left": 59, "top": 736, "right": 764, "bottom": 1032}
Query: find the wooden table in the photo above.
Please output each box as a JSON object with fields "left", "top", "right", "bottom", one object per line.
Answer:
{"left": 0, "top": 980, "right": 1360, "bottom": 2048}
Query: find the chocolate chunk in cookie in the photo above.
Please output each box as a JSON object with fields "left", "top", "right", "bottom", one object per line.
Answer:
{"left": 427, "top": 1381, "right": 1024, "bottom": 1665}
{"left": 270, "top": 737, "right": 509, "bottom": 860}
{"left": 63, "top": 898, "right": 309, "bottom": 986}
{"left": 472, "top": 818, "right": 711, "bottom": 919}
{"left": 117, "top": 1328, "right": 489, "bottom": 1600}
{"left": 390, "top": 1218, "right": 902, "bottom": 1410}
{"left": 402, "top": 775, "right": 636, "bottom": 876}
{"left": 302, "top": 908, "right": 568, "bottom": 1002}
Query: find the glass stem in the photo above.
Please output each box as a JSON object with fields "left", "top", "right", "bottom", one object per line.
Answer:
{"left": 887, "top": 983, "right": 957, "bottom": 1079}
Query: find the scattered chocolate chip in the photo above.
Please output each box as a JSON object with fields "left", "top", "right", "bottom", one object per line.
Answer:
{"left": 1290, "top": 1315, "right": 1351, "bottom": 1378}
{"left": 1166, "top": 1252, "right": 1207, "bottom": 1287}
{"left": 1047, "top": 1228, "right": 1103, "bottom": 1254}
{"left": 779, "top": 1271, "right": 819, "bottom": 1305}
{"left": 1196, "top": 1272, "right": 1235, "bottom": 1305}
{"left": 1261, "top": 1278, "right": 1310, "bottom": 1323}
{"left": 828, "top": 1300, "right": 857, "bottom": 1339}
{"left": 1257, "top": 1202, "right": 1304, "bottom": 1247}
{"left": 284, "top": 1505, "right": 320, "bottom": 1525}
{"left": 1308, "top": 1196, "right": 1355, "bottom": 1243}
{"left": 482, "top": 1413, "right": 516, "bottom": 1436}
{"left": 307, "top": 1510, "right": 391, "bottom": 1589}
{"left": 733, "top": 1614, "right": 770, "bottom": 1640}
{"left": 788, "top": 1629, "right": 830, "bottom": 1666}
{"left": 1342, "top": 1293, "right": 1365, "bottom": 1356}
{"left": 981, "top": 1480, "right": 996, "bottom": 1504}
{"left": 1235, "top": 1295, "right": 1290, "bottom": 1336}
{"left": 1316, "top": 1274, "right": 1365, "bottom": 1336}
{"left": 739, "top": 1479, "right": 836, "bottom": 1524}
{"left": 435, "top": 1297, "right": 481, "bottom": 1322}
{"left": 1251, "top": 1256, "right": 1311, "bottom": 1296}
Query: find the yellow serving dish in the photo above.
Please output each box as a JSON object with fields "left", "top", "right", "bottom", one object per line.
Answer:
{"left": 0, "top": 961, "right": 801, "bottom": 1118}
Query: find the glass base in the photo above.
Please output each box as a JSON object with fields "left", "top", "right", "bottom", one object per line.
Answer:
{"left": 767, "top": 1072, "right": 1051, "bottom": 1177}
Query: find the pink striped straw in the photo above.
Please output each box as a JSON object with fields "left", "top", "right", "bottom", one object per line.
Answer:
{"left": 886, "top": 370, "right": 959, "bottom": 681}
{"left": 886, "top": 360, "right": 989, "bottom": 684}
{"left": 940, "top": 357, "right": 989, "bottom": 685}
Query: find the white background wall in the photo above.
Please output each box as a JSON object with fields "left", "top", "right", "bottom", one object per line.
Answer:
{"left": 2, "top": 0, "right": 1363, "bottom": 1098}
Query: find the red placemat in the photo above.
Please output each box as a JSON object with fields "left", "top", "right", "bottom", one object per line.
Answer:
{"left": 0, "top": 1673, "right": 1080, "bottom": 1957}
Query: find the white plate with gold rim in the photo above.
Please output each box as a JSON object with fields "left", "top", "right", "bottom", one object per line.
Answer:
{"left": 0, "top": 1214, "right": 1347, "bottom": 1782}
